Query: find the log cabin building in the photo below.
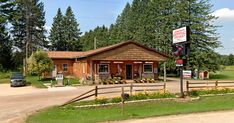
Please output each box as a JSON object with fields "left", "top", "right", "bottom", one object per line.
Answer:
{"left": 48, "top": 41, "right": 170, "bottom": 83}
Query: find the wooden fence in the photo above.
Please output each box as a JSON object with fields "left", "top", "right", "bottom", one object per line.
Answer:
{"left": 186, "top": 81, "right": 234, "bottom": 92}
{"left": 62, "top": 83, "right": 166, "bottom": 106}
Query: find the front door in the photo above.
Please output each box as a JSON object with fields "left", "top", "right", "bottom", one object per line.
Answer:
{"left": 126, "top": 65, "right": 132, "bottom": 80}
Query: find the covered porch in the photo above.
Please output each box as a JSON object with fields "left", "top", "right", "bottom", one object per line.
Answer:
{"left": 88, "top": 60, "right": 159, "bottom": 83}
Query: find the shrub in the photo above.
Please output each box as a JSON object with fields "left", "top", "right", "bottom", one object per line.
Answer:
{"left": 27, "top": 50, "right": 53, "bottom": 79}
{"left": 129, "top": 92, "right": 175, "bottom": 101}
{"left": 110, "top": 97, "right": 122, "bottom": 103}
{"left": 148, "top": 92, "right": 176, "bottom": 99}
{"left": 189, "top": 88, "right": 234, "bottom": 96}
{"left": 95, "top": 98, "right": 108, "bottom": 104}
{"left": 0, "top": 71, "right": 11, "bottom": 79}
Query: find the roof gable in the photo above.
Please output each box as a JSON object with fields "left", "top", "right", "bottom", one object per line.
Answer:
{"left": 88, "top": 42, "right": 169, "bottom": 61}
{"left": 48, "top": 41, "right": 170, "bottom": 61}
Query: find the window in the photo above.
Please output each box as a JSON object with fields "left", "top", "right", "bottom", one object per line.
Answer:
{"left": 62, "top": 64, "right": 68, "bottom": 72}
{"left": 144, "top": 64, "right": 153, "bottom": 73}
{"left": 98, "top": 64, "right": 109, "bottom": 74}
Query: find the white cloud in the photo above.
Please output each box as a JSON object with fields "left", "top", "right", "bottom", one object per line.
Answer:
{"left": 231, "top": 38, "right": 234, "bottom": 42}
{"left": 212, "top": 8, "right": 234, "bottom": 21}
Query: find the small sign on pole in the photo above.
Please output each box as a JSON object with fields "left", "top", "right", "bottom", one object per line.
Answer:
{"left": 183, "top": 70, "right": 192, "bottom": 78}
{"left": 176, "top": 59, "right": 183, "bottom": 67}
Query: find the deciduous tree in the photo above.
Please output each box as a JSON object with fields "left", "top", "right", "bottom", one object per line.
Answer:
{"left": 27, "top": 50, "right": 53, "bottom": 79}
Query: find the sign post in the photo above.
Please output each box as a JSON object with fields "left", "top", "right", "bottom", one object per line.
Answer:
{"left": 172, "top": 26, "right": 190, "bottom": 98}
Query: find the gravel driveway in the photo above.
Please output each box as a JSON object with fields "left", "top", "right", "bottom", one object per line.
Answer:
{"left": 0, "top": 78, "right": 210, "bottom": 123}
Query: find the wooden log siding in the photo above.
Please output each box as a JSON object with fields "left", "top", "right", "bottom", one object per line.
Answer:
{"left": 186, "top": 81, "right": 234, "bottom": 92}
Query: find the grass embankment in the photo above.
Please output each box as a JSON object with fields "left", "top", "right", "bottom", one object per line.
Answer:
{"left": 27, "top": 94, "right": 234, "bottom": 123}
{"left": 0, "top": 71, "right": 80, "bottom": 88}
{"left": 26, "top": 76, "right": 50, "bottom": 88}
{"left": 0, "top": 72, "right": 10, "bottom": 84}
{"left": 27, "top": 76, "right": 80, "bottom": 88}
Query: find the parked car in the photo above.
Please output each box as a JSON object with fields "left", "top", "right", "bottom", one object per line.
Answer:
{"left": 10, "top": 72, "right": 26, "bottom": 87}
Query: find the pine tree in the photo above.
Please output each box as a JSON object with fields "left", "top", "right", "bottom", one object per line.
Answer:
{"left": 63, "top": 6, "right": 82, "bottom": 51}
{"left": 114, "top": 3, "right": 132, "bottom": 41}
{"left": 0, "top": 24, "right": 13, "bottom": 70}
{"left": 80, "top": 25, "right": 110, "bottom": 51}
{"left": 175, "top": 0, "right": 220, "bottom": 72}
{"left": 49, "top": 8, "right": 65, "bottom": 50}
{"left": 0, "top": 0, "right": 15, "bottom": 70}
{"left": 80, "top": 0, "right": 220, "bottom": 72}
{"left": 11, "top": 0, "right": 47, "bottom": 58}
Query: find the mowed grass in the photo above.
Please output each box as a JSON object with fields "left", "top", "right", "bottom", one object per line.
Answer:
{"left": 0, "top": 78, "right": 9, "bottom": 84}
{"left": 27, "top": 94, "right": 234, "bottom": 123}
{"left": 0, "top": 72, "right": 11, "bottom": 84}
{"left": 210, "top": 66, "right": 234, "bottom": 80}
{"left": 26, "top": 76, "right": 50, "bottom": 88}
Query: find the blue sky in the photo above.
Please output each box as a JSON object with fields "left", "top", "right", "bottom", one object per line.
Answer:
{"left": 41, "top": 0, "right": 234, "bottom": 55}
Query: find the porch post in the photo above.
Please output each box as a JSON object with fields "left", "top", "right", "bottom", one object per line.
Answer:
{"left": 90, "top": 60, "right": 93, "bottom": 82}
{"left": 163, "top": 62, "right": 166, "bottom": 82}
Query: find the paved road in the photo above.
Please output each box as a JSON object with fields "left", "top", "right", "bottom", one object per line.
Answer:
{"left": 112, "top": 110, "right": 234, "bottom": 123}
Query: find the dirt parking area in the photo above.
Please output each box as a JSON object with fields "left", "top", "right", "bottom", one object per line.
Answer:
{"left": 0, "top": 78, "right": 201, "bottom": 123}
{"left": 0, "top": 84, "right": 47, "bottom": 97}
{"left": 0, "top": 84, "right": 94, "bottom": 123}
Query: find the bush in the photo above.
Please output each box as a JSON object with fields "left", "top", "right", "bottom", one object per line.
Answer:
{"left": 148, "top": 92, "right": 176, "bottom": 99}
{"left": 0, "top": 71, "right": 11, "bottom": 79}
{"left": 27, "top": 50, "right": 53, "bottom": 79}
{"left": 189, "top": 88, "right": 234, "bottom": 96}
{"left": 110, "top": 97, "right": 122, "bottom": 103}
{"left": 95, "top": 98, "right": 108, "bottom": 104}
{"left": 129, "top": 92, "right": 176, "bottom": 101}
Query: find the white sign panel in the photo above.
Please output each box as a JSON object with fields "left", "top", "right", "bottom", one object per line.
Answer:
{"left": 173, "top": 27, "right": 187, "bottom": 44}
{"left": 183, "top": 70, "right": 192, "bottom": 78}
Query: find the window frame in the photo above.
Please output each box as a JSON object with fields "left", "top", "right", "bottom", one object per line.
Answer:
{"left": 62, "top": 63, "right": 68, "bottom": 72}
{"left": 98, "top": 64, "right": 109, "bottom": 74}
{"left": 143, "top": 64, "right": 153, "bottom": 73}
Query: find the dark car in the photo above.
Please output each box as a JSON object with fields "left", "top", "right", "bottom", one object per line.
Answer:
{"left": 10, "top": 72, "right": 26, "bottom": 87}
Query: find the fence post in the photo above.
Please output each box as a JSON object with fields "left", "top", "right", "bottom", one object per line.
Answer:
{"left": 186, "top": 81, "right": 189, "bottom": 93}
{"left": 215, "top": 80, "right": 218, "bottom": 89}
{"left": 130, "top": 83, "right": 133, "bottom": 96}
{"left": 163, "top": 83, "right": 166, "bottom": 93}
{"left": 95, "top": 86, "right": 98, "bottom": 98}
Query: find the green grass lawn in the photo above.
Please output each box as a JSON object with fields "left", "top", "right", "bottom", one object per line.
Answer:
{"left": 0, "top": 78, "right": 9, "bottom": 84}
{"left": 0, "top": 72, "right": 80, "bottom": 88}
{"left": 27, "top": 94, "right": 234, "bottom": 123}
{"left": 0, "top": 72, "right": 11, "bottom": 84}
{"left": 209, "top": 66, "right": 234, "bottom": 80}
{"left": 26, "top": 76, "right": 50, "bottom": 88}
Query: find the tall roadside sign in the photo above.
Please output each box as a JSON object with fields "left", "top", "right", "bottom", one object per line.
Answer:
{"left": 172, "top": 26, "right": 190, "bottom": 98}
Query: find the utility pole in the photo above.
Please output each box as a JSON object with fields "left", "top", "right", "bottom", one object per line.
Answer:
{"left": 25, "top": 0, "right": 32, "bottom": 76}
{"left": 94, "top": 37, "right": 97, "bottom": 49}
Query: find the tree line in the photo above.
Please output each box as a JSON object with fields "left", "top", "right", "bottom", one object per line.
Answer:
{"left": 1, "top": 0, "right": 46, "bottom": 70}
{"left": 79, "top": 0, "right": 221, "bottom": 74}
{"left": 0, "top": 0, "right": 231, "bottom": 73}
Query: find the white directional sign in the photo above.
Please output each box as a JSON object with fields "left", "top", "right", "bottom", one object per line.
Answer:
{"left": 183, "top": 70, "right": 192, "bottom": 78}
{"left": 173, "top": 27, "right": 188, "bottom": 44}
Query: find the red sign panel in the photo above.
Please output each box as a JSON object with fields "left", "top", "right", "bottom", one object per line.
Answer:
{"left": 176, "top": 59, "right": 183, "bottom": 66}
